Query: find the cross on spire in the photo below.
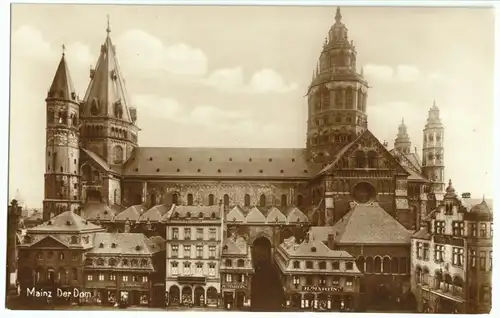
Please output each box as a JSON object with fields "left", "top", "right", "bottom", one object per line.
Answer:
{"left": 106, "top": 14, "right": 111, "bottom": 34}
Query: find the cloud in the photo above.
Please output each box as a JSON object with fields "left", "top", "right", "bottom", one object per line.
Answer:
{"left": 12, "top": 25, "right": 53, "bottom": 61}
{"left": 115, "top": 29, "right": 208, "bottom": 77}
{"left": 363, "top": 64, "right": 394, "bottom": 81}
{"left": 428, "top": 72, "right": 446, "bottom": 82}
{"left": 204, "top": 67, "right": 297, "bottom": 94}
{"left": 396, "top": 65, "right": 420, "bottom": 82}
{"left": 363, "top": 63, "right": 420, "bottom": 82}
{"left": 131, "top": 94, "right": 184, "bottom": 120}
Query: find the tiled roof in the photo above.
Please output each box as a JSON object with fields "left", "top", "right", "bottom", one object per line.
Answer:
{"left": 47, "top": 54, "right": 77, "bottom": 102}
{"left": 24, "top": 211, "right": 43, "bottom": 223}
{"left": 226, "top": 206, "right": 246, "bottom": 223}
{"left": 470, "top": 199, "right": 492, "bottom": 215}
{"left": 224, "top": 205, "right": 309, "bottom": 224}
{"left": 146, "top": 236, "right": 166, "bottom": 253}
{"left": 28, "top": 211, "right": 102, "bottom": 233}
{"left": 139, "top": 204, "right": 169, "bottom": 222}
{"left": 122, "top": 147, "right": 321, "bottom": 178}
{"left": 266, "top": 206, "right": 287, "bottom": 223}
{"left": 82, "top": 201, "right": 123, "bottom": 220}
{"left": 331, "top": 202, "right": 412, "bottom": 245}
{"left": 309, "top": 226, "right": 336, "bottom": 242}
{"left": 405, "top": 152, "right": 422, "bottom": 171}
{"left": 80, "top": 33, "right": 135, "bottom": 125}
{"left": 162, "top": 205, "right": 222, "bottom": 222}
{"left": 389, "top": 149, "right": 427, "bottom": 182}
{"left": 412, "top": 227, "right": 431, "bottom": 240}
{"left": 89, "top": 232, "right": 154, "bottom": 255}
{"left": 246, "top": 207, "right": 267, "bottom": 223}
{"left": 280, "top": 236, "right": 353, "bottom": 259}
{"left": 81, "top": 148, "right": 119, "bottom": 174}
{"left": 222, "top": 236, "right": 247, "bottom": 255}
{"left": 114, "top": 204, "right": 146, "bottom": 221}
{"left": 461, "top": 198, "right": 493, "bottom": 213}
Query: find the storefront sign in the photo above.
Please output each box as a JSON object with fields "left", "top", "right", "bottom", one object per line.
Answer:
{"left": 302, "top": 286, "right": 343, "bottom": 292}
{"left": 222, "top": 283, "right": 247, "bottom": 290}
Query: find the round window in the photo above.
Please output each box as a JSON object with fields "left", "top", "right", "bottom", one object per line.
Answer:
{"left": 352, "top": 182, "right": 376, "bottom": 204}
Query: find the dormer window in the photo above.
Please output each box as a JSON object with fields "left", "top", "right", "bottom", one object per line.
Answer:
{"left": 174, "top": 212, "right": 180, "bottom": 218}
{"left": 280, "top": 169, "right": 284, "bottom": 173}
{"left": 99, "top": 243, "right": 104, "bottom": 248}
{"left": 135, "top": 245, "right": 142, "bottom": 251}
{"left": 268, "top": 158, "right": 272, "bottom": 162}
{"left": 209, "top": 157, "right": 212, "bottom": 162}
{"left": 211, "top": 212, "right": 216, "bottom": 219}
{"left": 311, "top": 247, "right": 317, "bottom": 252}
{"left": 218, "top": 169, "right": 221, "bottom": 173}
{"left": 189, "top": 158, "right": 192, "bottom": 162}
{"left": 292, "top": 158, "right": 295, "bottom": 162}
{"left": 110, "top": 69, "right": 117, "bottom": 81}
{"left": 111, "top": 243, "right": 117, "bottom": 248}
{"left": 198, "top": 169, "right": 201, "bottom": 172}
{"left": 149, "top": 157, "right": 153, "bottom": 161}
{"left": 186, "top": 212, "right": 191, "bottom": 218}
{"left": 198, "top": 212, "right": 204, "bottom": 218}
{"left": 249, "top": 158, "right": 252, "bottom": 162}
{"left": 259, "top": 169, "right": 263, "bottom": 173}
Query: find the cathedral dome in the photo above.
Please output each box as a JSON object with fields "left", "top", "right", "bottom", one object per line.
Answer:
{"left": 470, "top": 199, "right": 492, "bottom": 215}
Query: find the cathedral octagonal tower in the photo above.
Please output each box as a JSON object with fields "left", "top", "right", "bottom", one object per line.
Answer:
{"left": 306, "top": 7, "right": 369, "bottom": 163}
{"left": 422, "top": 101, "right": 445, "bottom": 200}
{"left": 394, "top": 118, "right": 411, "bottom": 154}
{"left": 43, "top": 48, "right": 81, "bottom": 220}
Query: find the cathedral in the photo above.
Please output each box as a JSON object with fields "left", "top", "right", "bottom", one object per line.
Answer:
{"left": 43, "top": 7, "right": 443, "bottom": 229}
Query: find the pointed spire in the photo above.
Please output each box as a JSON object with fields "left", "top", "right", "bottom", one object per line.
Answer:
{"left": 81, "top": 23, "right": 135, "bottom": 125}
{"left": 47, "top": 48, "right": 77, "bottom": 101}
{"left": 335, "top": 6, "right": 342, "bottom": 23}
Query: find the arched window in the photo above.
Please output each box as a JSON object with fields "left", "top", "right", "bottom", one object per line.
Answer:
{"left": 225, "top": 259, "right": 232, "bottom": 267}
{"left": 345, "top": 87, "right": 353, "bottom": 109}
{"left": 334, "top": 89, "right": 343, "bottom": 109}
{"left": 172, "top": 193, "right": 178, "bottom": 205}
{"left": 281, "top": 194, "right": 287, "bottom": 207}
{"left": 355, "top": 150, "right": 366, "bottom": 168}
{"left": 356, "top": 256, "right": 365, "bottom": 272}
{"left": 357, "top": 89, "right": 363, "bottom": 111}
{"left": 208, "top": 194, "right": 214, "bottom": 206}
{"left": 244, "top": 194, "right": 250, "bottom": 207}
{"left": 259, "top": 194, "right": 266, "bottom": 207}
{"left": 47, "top": 110, "right": 54, "bottom": 124}
{"left": 367, "top": 151, "right": 378, "bottom": 168}
{"left": 223, "top": 194, "right": 229, "bottom": 207}
{"left": 321, "top": 88, "right": 330, "bottom": 109}
{"left": 297, "top": 195, "right": 303, "bottom": 207}
{"left": 383, "top": 256, "right": 391, "bottom": 273}
{"left": 113, "top": 145, "right": 124, "bottom": 164}
{"left": 391, "top": 257, "right": 399, "bottom": 274}
{"left": 187, "top": 193, "right": 193, "bottom": 205}
{"left": 150, "top": 193, "right": 156, "bottom": 206}
{"left": 237, "top": 259, "right": 245, "bottom": 267}
{"left": 374, "top": 256, "right": 382, "bottom": 273}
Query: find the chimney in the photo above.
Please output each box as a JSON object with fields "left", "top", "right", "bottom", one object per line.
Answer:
{"left": 327, "top": 233, "right": 335, "bottom": 250}
{"left": 461, "top": 192, "right": 471, "bottom": 199}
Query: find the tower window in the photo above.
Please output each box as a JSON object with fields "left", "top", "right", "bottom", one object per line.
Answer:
{"left": 346, "top": 87, "right": 353, "bottom": 109}
{"left": 60, "top": 166, "right": 63, "bottom": 172}
{"left": 73, "top": 159, "right": 76, "bottom": 164}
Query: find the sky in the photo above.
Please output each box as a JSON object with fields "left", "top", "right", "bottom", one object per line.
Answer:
{"left": 9, "top": 4, "right": 494, "bottom": 208}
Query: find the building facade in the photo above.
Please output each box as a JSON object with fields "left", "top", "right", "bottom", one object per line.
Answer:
{"left": 220, "top": 234, "right": 254, "bottom": 309}
{"left": 164, "top": 204, "right": 223, "bottom": 308}
{"left": 82, "top": 233, "right": 159, "bottom": 306}
{"left": 35, "top": 6, "right": 479, "bottom": 311}
{"left": 410, "top": 181, "right": 492, "bottom": 314}
{"left": 275, "top": 233, "right": 362, "bottom": 311}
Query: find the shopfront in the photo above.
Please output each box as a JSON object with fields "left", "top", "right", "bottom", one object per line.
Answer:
{"left": 222, "top": 283, "right": 250, "bottom": 310}
{"left": 286, "top": 285, "right": 357, "bottom": 311}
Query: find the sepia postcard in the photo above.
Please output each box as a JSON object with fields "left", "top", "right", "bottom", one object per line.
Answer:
{"left": 4, "top": 2, "right": 495, "bottom": 315}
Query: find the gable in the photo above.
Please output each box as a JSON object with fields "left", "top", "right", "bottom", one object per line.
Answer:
{"left": 227, "top": 206, "right": 246, "bottom": 223}
{"left": 30, "top": 235, "right": 69, "bottom": 249}
{"left": 318, "top": 130, "right": 410, "bottom": 177}
{"left": 266, "top": 207, "right": 286, "bottom": 223}
{"left": 286, "top": 207, "right": 309, "bottom": 223}
{"left": 245, "top": 207, "right": 266, "bottom": 223}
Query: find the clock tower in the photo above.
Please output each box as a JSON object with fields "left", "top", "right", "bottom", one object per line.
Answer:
{"left": 43, "top": 46, "right": 81, "bottom": 220}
